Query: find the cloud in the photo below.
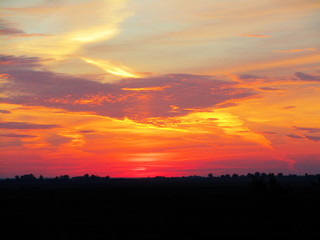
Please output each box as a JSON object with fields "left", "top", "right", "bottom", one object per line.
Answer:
{"left": 240, "top": 34, "right": 271, "bottom": 38}
{"left": 0, "top": 26, "right": 23, "bottom": 35}
{"left": 81, "top": 57, "right": 141, "bottom": 78}
{"left": 273, "top": 48, "right": 317, "bottom": 53}
{"left": 0, "top": 133, "right": 36, "bottom": 138}
{"left": 287, "top": 134, "right": 304, "bottom": 139}
{"left": 215, "top": 102, "right": 238, "bottom": 108}
{"left": 10, "top": 33, "right": 52, "bottom": 38}
{"left": 293, "top": 126, "right": 320, "bottom": 133}
{"left": 0, "top": 139, "right": 22, "bottom": 148}
{"left": 1, "top": 0, "right": 132, "bottom": 58}
{"left": 0, "top": 122, "right": 60, "bottom": 129}
{"left": 0, "top": 68, "right": 257, "bottom": 120}
{"left": 305, "top": 135, "right": 320, "bottom": 142}
{"left": 0, "top": 19, "right": 24, "bottom": 36}
{"left": 0, "top": 110, "right": 11, "bottom": 114}
{"left": 46, "top": 134, "right": 72, "bottom": 146}
{"left": 295, "top": 72, "right": 320, "bottom": 82}
{"left": 282, "top": 106, "right": 295, "bottom": 110}
{"left": 237, "top": 74, "right": 261, "bottom": 80}
{"left": 0, "top": 19, "right": 51, "bottom": 38}
{"left": 0, "top": 55, "right": 43, "bottom": 65}
{"left": 262, "top": 131, "right": 276, "bottom": 135}
{"left": 79, "top": 130, "right": 95, "bottom": 133}
{"left": 259, "top": 87, "right": 281, "bottom": 91}
{"left": 0, "top": 55, "right": 52, "bottom": 71}
{"left": 225, "top": 54, "right": 320, "bottom": 73}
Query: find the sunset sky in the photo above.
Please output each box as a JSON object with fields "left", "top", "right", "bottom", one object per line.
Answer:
{"left": 1, "top": 0, "right": 320, "bottom": 178}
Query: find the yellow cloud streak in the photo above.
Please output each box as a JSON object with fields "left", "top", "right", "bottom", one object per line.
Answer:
{"left": 188, "top": 111, "right": 272, "bottom": 148}
{"left": 81, "top": 57, "right": 140, "bottom": 78}
{"left": 122, "top": 86, "right": 171, "bottom": 91}
{"left": 69, "top": 29, "right": 118, "bottom": 43}
{"left": 130, "top": 110, "right": 272, "bottom": 148}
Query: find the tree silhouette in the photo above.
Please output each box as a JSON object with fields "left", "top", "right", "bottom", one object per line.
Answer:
{"left": 250, "top": 176, "right": 267, "bottom": 195}
{"left": 268, "top": 175, "right": 282, "bottom": 194}
{"left": 20, "top": 174, "right": 36, "bottom": 181}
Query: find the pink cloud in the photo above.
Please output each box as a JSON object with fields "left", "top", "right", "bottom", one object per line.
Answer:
{"left": 0, "top": 57, "right": 258, "bottom": 120}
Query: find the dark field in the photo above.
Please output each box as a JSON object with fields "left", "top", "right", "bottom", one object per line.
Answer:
{"left": 1, "top": 176, "right": 320, "bottom": 239}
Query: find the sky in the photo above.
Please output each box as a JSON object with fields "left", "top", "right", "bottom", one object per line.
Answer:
{"left": 0, "top": 0, "right": 320, "bottom": 178}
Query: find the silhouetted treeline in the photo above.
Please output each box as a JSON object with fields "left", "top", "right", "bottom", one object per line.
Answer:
{"left": 1, "top": 172, "right": 320, "bottom": 238}
{"left": 5, "top": 173, "right": 111, "bottom": 182}
{"left": 2, "top": 172, "right": 320, "bottom": 184}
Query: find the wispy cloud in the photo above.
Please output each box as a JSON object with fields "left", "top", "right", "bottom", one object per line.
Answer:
{"left": 10, "top": 33, "right": 53, "bottom": 38}
{"left": 305, "top": 135, "right": 320, "bottom": 142}
{"left": 0, "top": 110, "right": 11, "bottom": 114}
{"left": 218, "top": 54, "right": 320, "bottom": 73}
{"left": 287, "top": 134, "right": 304, "bottom": 139}
{"left": 0, "top": 55, "right": 49, "bottom": 67}
{"left": 0, "top": 133, "right": 36, "bottom": 138}
{"left": 273, "top": 48, "right": 317, "bottom": 53}
{"left": 0, "top": 122, "right": 60, "bottom": 129}
{"left": 293, "top": 126, "right": 320, "bottom": 133}
{"left": 0, "top": 19, "right": 24, "bottom": 36}
{"left": 0, "top": 18, "right": 51, "bottom": 38}
{"left": 295, "top": 72, "right": 320, "bottom": 82}
{"left": 1, "top": 0, "right": 132, "bottom": 59}
{"left": 259, "top": 87, "right": 282, "bottom": 91}
{"left": 240, "top": 33, "right": 271, "bottom": 38}
{"left": 282, "top": 106, "right": 295, "bottom": 110}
